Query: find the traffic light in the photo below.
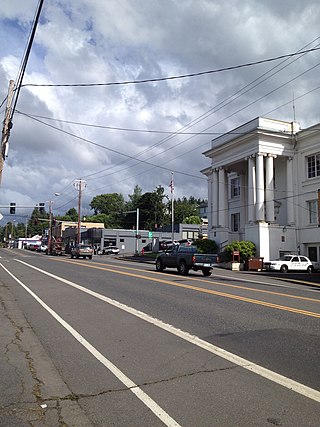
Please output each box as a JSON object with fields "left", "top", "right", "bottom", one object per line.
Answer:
{"left": 10, "top": 202, "right": 16, "bottom": 214}
{"left": 39, "top": 203, "right": 45, "bottom": 213}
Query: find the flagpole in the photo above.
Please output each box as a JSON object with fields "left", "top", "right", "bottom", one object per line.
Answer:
{"left": 171, "top": 172, "right": 174, "bottom": 243}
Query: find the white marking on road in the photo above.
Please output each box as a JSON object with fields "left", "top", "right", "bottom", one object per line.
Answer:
{"left": 12, "top": 259, "right": 320, "bottom": 403}
{"left": 0, "top": 263, "right": 181, "bottom": 427}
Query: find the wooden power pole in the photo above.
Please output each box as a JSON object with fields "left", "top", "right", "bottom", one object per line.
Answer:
{"left": 0, "top": 79, "right": 15, "bottom": 185}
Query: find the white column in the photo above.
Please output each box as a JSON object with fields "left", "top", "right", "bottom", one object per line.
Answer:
{"left": 256, "top": 153, "right": 265, "bottom": 222}
{"left": 212, "top": 169, "right": 218, "bottom": 227}
{"left": 286, "top": 157, "right": 294, "bottom": 224}
{"left": 247, "top": 156, "right": 255, "bottom": 223}
{"left": 218, "top": 167, "right": 226, "bottom": 227}
{"left": 265, "top": 154, "right": 275, "bottom": 222}
{"left": 207, "top": 173, "right": 213, "bottom": 231}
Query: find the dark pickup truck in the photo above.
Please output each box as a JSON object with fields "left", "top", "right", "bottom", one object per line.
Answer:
{"left": 155, "top": 245, "right": 218, "bottom": 276}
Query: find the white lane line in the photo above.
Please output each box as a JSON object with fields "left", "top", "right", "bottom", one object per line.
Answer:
{"left": 0, "top": 263, "right": 180, "bottom": 427}
{"left": 14, "top": 259, "right": 320, "bottom": 403}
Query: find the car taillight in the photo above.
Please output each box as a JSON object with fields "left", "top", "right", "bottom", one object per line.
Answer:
{"left": 192, "top": 255, "right": 196, "bottom": 263}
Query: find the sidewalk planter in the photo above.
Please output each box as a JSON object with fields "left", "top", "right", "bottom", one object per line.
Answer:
{"left": 245, "top": 257, "right": 264, "bottom": 271}
{"left": 231, "top": 261, "right": 241, "bottom": 271}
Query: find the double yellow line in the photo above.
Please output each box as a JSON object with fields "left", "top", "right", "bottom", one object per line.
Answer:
{"left": 55, "top": 258, "right": 320, "bottom": 319}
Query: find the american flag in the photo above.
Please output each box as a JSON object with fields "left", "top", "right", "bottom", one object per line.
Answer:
{"left": 169, "top": 175, "right": 174, "bottom": 193}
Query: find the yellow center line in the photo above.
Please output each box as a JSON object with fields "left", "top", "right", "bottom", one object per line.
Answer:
{"left": 56, "top": 258, "right": 320, "bottom": 303}
{"left": 53, "top": 258, "right": 320, "bottom": 318}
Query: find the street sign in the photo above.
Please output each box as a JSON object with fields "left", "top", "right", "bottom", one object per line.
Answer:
{"left": 148, "top": 231, "right": 153, "bottom": 238}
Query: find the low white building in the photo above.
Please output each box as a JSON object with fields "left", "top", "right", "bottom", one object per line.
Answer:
{"left": 201, "top": 117, "right": 320, "bottom": 262}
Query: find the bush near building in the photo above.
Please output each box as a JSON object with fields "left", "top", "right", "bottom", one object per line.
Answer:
{"left": 194, "top": 239, "right": 218, "bottom": 254}
{"left": 224, "top": 240, "right": 256, "bottom": 262}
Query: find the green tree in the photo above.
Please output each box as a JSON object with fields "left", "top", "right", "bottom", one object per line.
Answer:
{"left": 184, "top": 215, "right": 201, "bottom": 224}
{"left": 54, "top": 207, "right": 79, "bottom": 223}
{"left": 122, "top": 186, "right": 169, "bottom": 230}
{"left": 90, "top": 193, "right": 125, "bottom": 215}
{"left": 126, "top": 185, "right": 142, "bottom": 211}
{"left": 173, "top": 197, "right": 204, "bottom": 223}
{"left": 89, "top": 193, "right": 125, "bottom": 228}
{"left": 27, "top": 208, "right": 49, "bottom": 237}
{"left": 65, "top": 208, "right": 78, "bottom": 221}
{"left": 84, "top": 213, "right": 111, "bottom": 228}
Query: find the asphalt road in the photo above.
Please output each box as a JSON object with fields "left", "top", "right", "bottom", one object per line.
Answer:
{"left": 0, "top": 248, "right": 320, "bottom": 426}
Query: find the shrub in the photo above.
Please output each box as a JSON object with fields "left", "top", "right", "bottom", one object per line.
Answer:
{"left": 193, "top": 239, "right": 218, "bottom": 254}
{"left": 224, "top": 240, "right": 256, "bottom": 262}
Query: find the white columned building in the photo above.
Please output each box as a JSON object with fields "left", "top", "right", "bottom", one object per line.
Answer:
{"left": 200, "top": 117, "right": 316, "bottom": 261}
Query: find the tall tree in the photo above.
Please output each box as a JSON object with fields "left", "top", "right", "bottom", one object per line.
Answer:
{"left": 126, "top": 185, "right": 142, "bottom": 211}
{"left": 90, "top": 193, "right": 125, "bottom": 215}
{"left": 27, "top": 207, "right": 49, "bottom": 237}
{"left": 173, "top": 197, "right": 203, "bottom": 223}
{"left": 90, "top": 193, "right": 125, "bottom": 228}
{"left": 136, "top": 186, "right": 169, "bottom": 230}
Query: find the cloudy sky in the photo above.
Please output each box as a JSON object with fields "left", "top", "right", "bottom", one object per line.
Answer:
{"left": 1, "top": 0, "right": 320, "bottom": 222}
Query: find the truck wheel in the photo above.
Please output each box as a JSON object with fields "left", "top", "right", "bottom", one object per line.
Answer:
{"left": 156, "top": 259, "right": 164, "bottom": 272}
{"left": 178, "top": 261, "right": 189, "bottom": 275}
{"left": 280, "top": 264, "right": 288, "bottom": 273}
{"left": 89, "top": 255, "right": 92, "bottom": 260}
{"left": 202, "top": 268, "right": 212, "bottom": 277}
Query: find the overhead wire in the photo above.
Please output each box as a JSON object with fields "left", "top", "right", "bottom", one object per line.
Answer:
{"left": 20, "top": 46, "right": 320, "bottom": 88}
{"left": 18, "top": 38, "right": 320, "bottom": 211}
{"left": 16, "top": 36, "right": 320, "bottom": 189}
{"left": 17, "top": 52, "right": 320, "bottom": 204}
{"left": 32, "top": 37, "right": 320, "bottom": 185}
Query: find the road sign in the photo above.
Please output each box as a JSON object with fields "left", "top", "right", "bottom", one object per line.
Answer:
{"left": 0, "top": 213, "right": 3, "bottom": 221}
{"left": 148, "top": 231, "right": 153, "bottom": 238}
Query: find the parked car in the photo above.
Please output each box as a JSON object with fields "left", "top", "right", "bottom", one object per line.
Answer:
{"left": 71, "top": 244, "right": 93, "bottom": 259}
{"left": 37, "top": 244, "right": 47, "bottom": 253}
{"left": 264, "top": 255, "right": 314, "bottom": 273}
{"left": 103, "top": 246, "right": 120, "bottom": 255}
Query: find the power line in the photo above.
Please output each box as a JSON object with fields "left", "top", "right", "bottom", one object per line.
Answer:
{"left": 19, "top": 38, "right": 320, "bottom": 185}
{"left": 15, "top": 112, "right": 257, "bottom": 135}
{"left": 20, "top": 47, "right": 320, "bottom": 88}
{"left": 19, "top": 112, "right": 205, "bottom": 181}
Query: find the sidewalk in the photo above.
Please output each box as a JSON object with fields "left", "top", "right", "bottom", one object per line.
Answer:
{"left": 0, "top": 280, "right": 92, "bottom": 426}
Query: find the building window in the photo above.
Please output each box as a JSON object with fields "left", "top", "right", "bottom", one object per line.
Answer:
{"left": 231, "top": 213, "right": 240, "bottom": 232}
{"left": 307, "top": 154, "right": 320, "bottom": 178}
{"left": 307, "top": 200, "right": 318, "bottom": 224}
{"left": 308, "top": 247, "right": 317, "bottom": 261}
{"left": 231, "top": 176, "right": 241, "bottom": 198}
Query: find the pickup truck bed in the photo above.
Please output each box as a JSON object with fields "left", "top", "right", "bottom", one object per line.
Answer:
{"left": 155, "top": 245, "right": 218, "bottom": 276}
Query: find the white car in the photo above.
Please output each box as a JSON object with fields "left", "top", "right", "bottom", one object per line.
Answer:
{"left": 264, "top": 255, "right": 313, "bottom": 273}
{"left": 103, "top": 246, "right": 120, "bottom": 255}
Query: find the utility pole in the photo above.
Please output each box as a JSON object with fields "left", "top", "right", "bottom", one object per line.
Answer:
{"left": 74, "top": 179, "right": 87, "bottom": 245}
{"left": 136, "top": 207, "right": 139, "bottom": 255}
{"left": 170, "top": 172, "right": 175, "bottom": 243}
{"left": 0, "top": 80, "right": 14, "bottom": 185}
{"left": 47, "top": 200, "right": 53, "bottom": 254}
